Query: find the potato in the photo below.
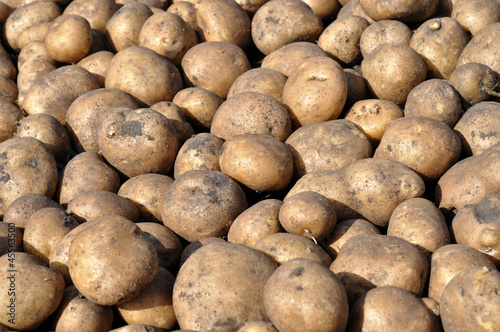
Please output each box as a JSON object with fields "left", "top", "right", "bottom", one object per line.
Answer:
{"left": 330, "top": 234, "right": 429, "bottom": 305}
{"left": 3, "top": 193, "right": 60, "bottom": 229}
{"left": 3, "top": 1, "right": 61, "bottom": 51}
{"left": 58, "top": 151, "right": 121, "bottom": 206}
{"left": 105, "top": 2, "right": 154, "bottom": 53}
{"left": 404, "top": 79, "right": 463, "bottom": 127}
{"left": 51, "top": 285, "right": 114, "bottom": 332}
{"left": 0, "top": 44, "right": 16, "bottom": 81}
{"left": 0, "top": 222, "right": 23, "bottom": 256}
{"left": 194, "top": 0, "right": 251, "bottom": 49}
{"left": 233, "top": 0, "right": 269, "bottom": 17}
{"left": 227, "top": 199, "right": 283, "bottom": 248}
{"left": 343, "top": 68, "right": 368, "bottom": 108}
{"left": 359, "top": 0, "right": 439, "bottom": 22}
{"left": 173, "top": 133, "right": 224, "bottom": 178}
{"left": 283, "top": 56, "right": 347, "bottom": 128}
{"left": 260, "top": 41, "right": 328, "bottom": 77}
{"left": 211, "top": 92, "right": 292, "bottom": 142}
{"left": 219, "top": 133, "right": 294, "bottom": 192}
{"left": 457, "top": 22, "right": 500, "bottom": 76}
{"left": 453, "top": 101, "right": 500, "bottom": 156}
{"left": 344, "top": 99, "right": 404, "bottom": 147}
{"left": 181, "top": 41, "right": 251, "bottom": 99}
{"left": 451, "top": 193, "right": 500, "bottom": 265}
{"left": 264, "top": 258, "right": 348, "bottom": 332}
{"left": 285, "top": 119, "right": 372, "bottom": 178}
{"left": 110, "top": 325, "right": 165, "bottom": 332}
{"left": 361, "top": 43, "right": 427, "bottom": 106}
{"left": 173, "top": 242, "right": 277, "bottom": 331}
{"left": 136, "top": 222, "right": 182, "bottom": 270}
{"left": 0, "top": 101, "right": 22, "bottom": 143}
{"left": 374, "top": 117, "right": 462, "bottom": 181}
{"left": 347, "top": 286, "right": 441, "bottom": 332}
{"left": 0, "top": 75, "right": 17, "bottom": 103}
{"left": 16, "top": 22, "right": 50, "bottom": 50}
{"left": 179, "top": 236, "right": 226, "bottom": 266}
{"left": 337, "top": 0, "right": 374, "bottom": 24}
{"left": 237, "top": 321, "right": 278, "bottom": 332}
{"left": 253, "top": 232, "right": 332, "bottom": 267}
{"left": 0, "top": 137, "right": 58, "bottom": 218}
{"left": 66, "top": 190, "right": 140, "bottom": 223}
{"left": 287, "top": 157, "right": 425, "bottom": 227}
{"left": 97, "top": 107, "right": 179, "bottom": 177}
{"left": 22, "top": 65, "right": 101, "bottom": 125}
{"left": 325, "top": 218, "right": 381, "bottom": 258}
{"left": 448, "top": 63, "right": 500, "bottom": 106}
{"left": 409, "top": 17, "right": 469, "bottom": 80}
{"left": 138, "top": 11, "right": 197, "bottom": 66}
{"left": 76, "top": 50, "right": 114, "bottom": 86}
{"left": 0, "top": 253, "right": 65, "bottom": 330}
{"left": 359, "top": 19, "right": 412, "bottom": 58}
{"left": 452, "top": 0, "right": 500, "bottom": 37}
{"left": 428, "top": 244, "right": 497, "bottom": 303}
{"left": 161, "top": 170, "right": 248, "bottom": 242}
{"left": 150, "top": 101, "right": 195, "bottom": 145}
{"left": 317, "top": 15, "right": 370, "bottom": 67}
{"left": 172, "top": 87, "right": 223, "bottom": 131}
{"left": 251, "top": 0, "right": 322, "bottom": 55}
{"left": 17, "top": 40, "right": 55, "bottom": 68}
{"left": 17, "top": 58, "right": 56, "bottom": 107}
{"left": 117, "top": 0, "right": 168, "bottom": 9}
{"left": 68, "top": 214, "right": 159, "bottom": 306}
{"left": 387, "top": 198, "right": 450, "bottom": 258}
{"left": 118, "top": 174, "right": 174, "bottom": 223}
{"left": 63, "top": 0, "right": 120, "bottom": 34}
{"left": 301, "top": 0, "right": 339, "bottom": 20}
{"left": 440, "top": 266, "right": 500, "bottom": 331}
{"left": 105, "top": 46, "right": 183, "bottom": 106}
{"left": 227, "top": 68, "right": 287, "bottom": 103}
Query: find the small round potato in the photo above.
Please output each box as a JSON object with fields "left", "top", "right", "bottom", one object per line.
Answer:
{"left": 172, "top": 87, "right": 223, "bottom": 131}
{"left": 77, "top": 50, "right": 115, "bottom": 86}
{"left": 173, "top": 133, "right": 224, "bottom": 178}
{"left": 17, "top": 58, "right": 56, "bottom": 108}
{"left": 227, "top": 68, "right": 287, "bottom": 103}
{"left": 167, "top": 2, "right": 197, "bottom": 32}
{"left": 301, "top": 0, "right": 339, "bottom": 20}
{"left": 3, "top": 193, "right": 60, "bottom": 229}
{"left": 337, "top": 0, "right": 375, "bottom": 24}
{"left": 325, "top": 218, "right": 381, "bottom": 258}
{"left": 359, "top": 19, "right": 413, "bottom": 58}
{"left": 344, "top": 68, "right": 368, "bottom": 108}
{"left": 136, "top": 222, "right": 183, "bottom": 271}
{"left": 451, "top": 0, "right": 500, "bottom": 37}
{"left": 150, "top": 101, "right": 195, "bottom": 145}
{"left": 63, "top": 0, "right": 120, "bottom": 34}
{"left": 0, "top": 75, "right": 17, "bottom": 103}
{"left": 0, "top": 101, "right": 22, "bottom": 143}
{"left": 448, "top": 63, "right": 499, "bottom": 106}
{"left": 17, "top": 40, "right": 56, "bottom": 68}
{"left": 219, "top": 133, "right": 294, "bottom": 192}
{"left": 17, "top": 22, "right": 51, "bottom": 50}
{"left": 264, "top": 258, "right": 348, "bottom": 332}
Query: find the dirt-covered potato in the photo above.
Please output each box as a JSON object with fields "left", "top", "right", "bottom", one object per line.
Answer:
{"left": 211, "top": 92, "right": 292, "bottom": 142}
{"left": 359, "top": 0, "right": 439, "bottom": 22}
{"left": 287, "top": 157, "right": 425, "bottom": 227}
{"left": 16, "top": 22, "right": 50, "bottom": 50}
{"left": 227, "top": 199, "right": 283, "bottom": 248}
{"left": 330, "top": 234, "right": 429, "bottom": 305}
{"left": 17, "top": 58, "right": 56, "bottom": 108}
{"left": 347, "top": 286, "right": 441, "bottom": 332}
{"left": 317, "top": 14, "right": 370, "bottom": 67}
{"left": 343, "top": 68, "right": 368, "bottom": 108}
{"left": 179, "top": 236, "right": 227, "bottom": 266}
{"left": 451, "top": 0, "right": 500, "bottom": 37}
{"left": 0, "top": 75, "right": 17, "bottom": 104}
{"left": 51, "top": 285, "right": 114, "bottom": 332}
{"left": 105, "top": 46, "right": 183, "bottom": 106}
{"left": 0, "top": 101, "right": 22, "bottom": 143}
{"left": 227, "top": 68, "right": 287, "bottom": 103}
{"left": 3, "top": 193, "right": 60, "bottom": 229}
{"left": 172, "top": 87, "right": 223, "bottom": 131}
{"left": 161, "top": 170, "right": 248, "bottom": 242}
{"left": 136, "top": 222, "right": 182, "bottom": 270}
{"left": 451, "top": 193, "right": 500, "bottom": 265}
{"left": 173, "top": 133, "right": 224, "bottom": 178}
{"left": 150, "top": 101, "right": 195, "bottom": 145}
{"left": 374, "top": 117, "right": 462, "bottom": 181}
{"left": 181, "top": 41, "right": 251, "bottom": 99}
{"left": 0, "top": 137, "right": 58, "bottom": 219}
{"left": 97, "top": 107, "right": 178, "bottom": 177}
{"left": 0, "top": 253, "right": 65, "bottom": 330}
{"left": 344, "top": 99, "right": 403, "bottom": 147}
{"left": 105, "top": 2, "right": 154, "bottom": 52}
{"left": 63, "top": 0, "right": 120, "bottom": 34}
{"left": 67, "top": 190, "right": 140, "bottom": 223}
{"left": 409, "top": 17, "right": 469, "bottom": 79}
{"left": 68, "top": 215, "right": 159, "bottom": 306}
{"left": 359, "top": 19, "right": 412, "bottom": 58}
{"left": 388, "top": 198, "right": 450, "bottom": 258}
{"left": 448, "top": 63, "right": 499, "bottom": 106}
{"left": 23, "top": 206, "right": 79, "bottom": 265}
{"left": 251, "top": 0, "right": 322, "bottom": 55}
{"left": 301, "top": 0, "right": 339, "bottom": 20}
{"left": 404, "top": 79, "right": 463, "bottom": 127}
{"left": 76, "top": 50, "right": 114, "bottom": 86}
{"left": 260, "top": 41, "right": 328, "bottom": 77}
{"left": 428, "top": 244, "right": 497, "bottom": 303}
{"left": 285, "top": 119, "right": 372, "bottom": 178}
{"left": 361, "top": 43, "right": 427, "bottom": 106}
{"left": 219, "top": 133, "right": 294, "bottom": 192}
{"left": 0, "top": 222, "right": 23, "bottom": 255}
{"left": 453, "top": 101, "right": 500, "bottom": 156}
{"left": 440, "top": 266, "right": 500, "bottom": 331}
{"left": 264, "top": 258, "right": 348, "bottom": 332}
{"left": 325, "top": 218, "right": 381, "bottom": 258}
{"left": 0, "top": 44, "right": 16, "bottom": 81}
{"left": 58, "top": 151, "right": 121, "bottom": 206}
{"left": 17, "top": 40, "right": 56, "bottom": 68}
{"left": 253, "top": 232, "right": 332, "bottom": 267}
{"left": 283, "top": 56, "right": 347, "bottom": 128}
{"left": 337, "top": 0, "right": 374, "bottom": 24}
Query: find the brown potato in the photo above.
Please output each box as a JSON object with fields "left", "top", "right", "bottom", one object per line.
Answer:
{"left": 173, "top": 133, "right": 224, "bottom": 178}
{"left": 160, "top": 170, "right": 248, "bottom": 242}
{"left": 448, "top": 63, "right": 500, "bottom": 106}
{"left": 264, "top": 258, "right": 348, "bottom": 332}
{"left": 343, "top": 68, "right": 368, "bottom": 108}
{"left": 219, "top": 133, "right": 294, "bottom": 192}
{"left": 172, "top": 87, "right": 223, "bottom": 131}
{"left": 359, "top": 0, "right": 439, "bottom": 22}
{"left": 0, "top": 222, "right": 23, "bottom": 255}
{"left": 0, "top": 75, "right": 17, "bottom": 103}
{"left": 17, "top": 58, "right": 56, "bottom": 107}
{"left": 325, "top": 218, "right": 381, "bottom": 258}
{"left": 301, "top": 0, "right": 339, "bottom": 20}
{"left": 0, "top": 101, "right": 22, "bottom": 143}
{"left": 452, "top": 0, "right": 500, "bottom": 37}
{"left": 0, "top": 43, "right": 16, "bottom": 81}
{"left": 136, "top": 222, "right": 182, "bottom": 271}
{"left": 68, "top": 215, "right": 159, "bottom": 306}
{"left": 211, "top": 92, "right": 292, "bottom": 142}
{"left": 337, "top": 0, "right": 375, "bottom": 24}
{"left": 16, "top": 22, "right": 50, "bottom": 50}
{"left": 251, "top": 0, "right": 322, "bottom": 55}
{"left": 63, "top": 0, "right": 120, "bottom": 34}
{"left": 179, "top": 236, "right": 227, "bottom": 266}
{"left": 3, "top": 193, "right": 60, "bottom": 229}
{"left": 150, "top": 101, "right": 195, "bottom": 145}
{"left": 359, "top": 19, "right": 412, "bottom": 58}
{"left": 227, "top": 68, "right": 287, "bottom": 103}
{"left": 17, "top": 40, "right": 56, "bottom": 68}
{"left": 76, "top": 50, "right": 114, "bottom": 86}
{"left": 166, "top": 2, "right": 197, "bottom": 33}
{"left": 233, "top": 0, "right": 269, "bottom": 17}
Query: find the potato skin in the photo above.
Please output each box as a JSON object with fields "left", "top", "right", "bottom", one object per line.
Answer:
{"left": 359, "top": 0, "right": 439, "bottom": 22}
{"left": 452, "top": 0, "right": 500, "bottom": 36}
{"left": 227, "top": 68, "right": 287, "bottom": 103}
{"left": 359, "top": 19, "right": 413, "bottom": 58}
{"left": 172, "top": 87, "right": 223, "bottom": 131}
{"left": 17, "top": 58, "right": 56, "bottom": 108}
{"left": 63, "top": 0, "right": 120, "bottom": 34}
{"left": 325, "top": 218, "right": 381, "bottom": 258}
{"left": 3, "top": 193, "right": 60, "bottom": 229}
{"left": 0, "top": 101, "right": 22, "bottom": 143}
{"left": 448, "top": 63, "right": 499, "bottom": 106}
{"left": 77, "top": 50, "right": 115, "bottom": 86}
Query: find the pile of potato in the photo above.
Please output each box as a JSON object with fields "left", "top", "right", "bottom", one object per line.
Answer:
{"left": 0, "top": 0, "right": 499, "bottom": 330}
